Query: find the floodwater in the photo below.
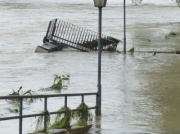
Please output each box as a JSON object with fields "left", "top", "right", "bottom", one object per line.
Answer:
{"left": 0, "top": 0, "right": 180, "bottom": 134}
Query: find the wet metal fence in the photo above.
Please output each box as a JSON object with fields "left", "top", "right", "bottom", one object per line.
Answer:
{"left": 0, "top": 92, "right": 98, "bottom": 134}
{"left": 43, "top": 19, "right": 121, "bottom": 52}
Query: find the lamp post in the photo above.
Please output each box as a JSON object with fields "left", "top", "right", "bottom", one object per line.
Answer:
{"left": 93, "top": 0, "right": 107, "bottom": 116}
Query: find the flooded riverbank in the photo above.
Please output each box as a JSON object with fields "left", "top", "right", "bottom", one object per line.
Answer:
{"left": 0, "top": 1, "right": 180, "bottom": 134}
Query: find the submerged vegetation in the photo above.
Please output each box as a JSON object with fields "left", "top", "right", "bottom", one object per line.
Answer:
{"left": 176, "top": 50, "right": 180, "bottom": 54}
{"left": 72, "top": 103, "right": 93, "bottom": 126}
{"left": 6, "top": 108, "right": 19, "bottom": 113}
{"left": 77, "top": 37, "right": 119, "bottom": 52}
{"left": 132, "top": 0, "right": 142, "bottom": 5}
{"left": 132, "top": 0, "right": 180, "bottom": 6}
{"left": 9, "top": 86, "right": 35, "bottom": 96}
{"left": 31, "top": 110, "right": 50, "bottom": 134}
{"left": 165, "top": 31, "right": 180, "bottom": 40}
{"left": 50, "top": 74, "right": 70, "bottom": 90}
{"left": 129, "top": 47, "right": 135, "bottom": 55}
{"left": 129, "top": 44, "right": 135, "bottom": 55}
{"left": 51, "top": 74, "right": 62, "bottom": 90}
{"left": 5, "top": 74, "right": 94, "bottom": 133}
{"left": 49, "top": 107, "right": 72, "bottom": 130}
{"left": 9, "top": 86, "right": 37, "bottom": 103}
{"left": 31, "top": 103, "right": 92, "bottom": 134}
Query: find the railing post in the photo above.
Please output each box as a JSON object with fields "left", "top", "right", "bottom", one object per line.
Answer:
{"left": 44, "top": 97, "right": 47, "bottom": 132}
{"left": 19, "top": 98, "right": 23, "bottom": 134}
{"left": 96, "top": 93, "right": 99, "bottom": 116}
{"left": 81, "top": 95, "right": 84, "bottom": 104}
{"left": 64, "top": 96, "right": 67, "bottom": 108}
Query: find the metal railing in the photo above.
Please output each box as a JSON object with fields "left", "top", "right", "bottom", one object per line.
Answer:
{"left": 0, "top": 92, "right": 98, "bottom": 134}
{"left": 43, "top": 19, "right": 121, "bottom": 52}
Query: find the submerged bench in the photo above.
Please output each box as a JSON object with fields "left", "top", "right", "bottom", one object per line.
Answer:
{"left": 35, "top": 19, "right": 121, "bottom": 53}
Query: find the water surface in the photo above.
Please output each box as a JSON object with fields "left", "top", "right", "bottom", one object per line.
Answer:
{"left": 0, "top": 1, "right": 180, "bottom": 134}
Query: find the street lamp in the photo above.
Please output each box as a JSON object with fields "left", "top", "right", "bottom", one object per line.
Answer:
{"left": 93, "top": 0, "right": 107, "bottom": 116}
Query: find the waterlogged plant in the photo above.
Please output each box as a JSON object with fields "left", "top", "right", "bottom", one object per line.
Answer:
{"left": 62, "top": 75, "right": 70, "bottom": 88}
{"left": 176, "top": 50, "right": 180, "bottom": 54}
{"left": 30, "top": 103, "right": 93, "bottom": 133}
{"left": 9, "top": 86, "right": 37, "bottom": 102}
{"left": 62, "top": 74, "right": 70, "bottom": 80}
{"left": 9, "top": 86, "right": 36, "bottom": 96}
{"left": 51, "top": 74, "right": 62, "bottom": 90}
{"left": 72, "top": 103, "right": 93, "bottom": 126}
{"left": 6, "top": 108, "right": 19, "bottom": 113}
{"left": 176, "top": 0, "right": 180, "bottom": 6}
{"left": 165, "top": 31, "right": 180, "bottom": 40}
{"left": 51, "top": 74, "right": 70, "bottom": 90}
{"left": 31, "top": 110, "right": 50, "bottom": 134}
{"left": 132, "top": 0, "right": 142, "bottom": 5}
{"left": 49, "top": 107, "right": 72, "bottom": 130}
{"left": 129, "top": 47, "right": 135, "bottom": 55}
{"left": 77, "top": 37, "right": 119, "bottom": 52}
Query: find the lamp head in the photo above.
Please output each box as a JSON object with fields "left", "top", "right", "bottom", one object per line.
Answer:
{"left": 93, "top": 0, "right": 107, "bottom": 8}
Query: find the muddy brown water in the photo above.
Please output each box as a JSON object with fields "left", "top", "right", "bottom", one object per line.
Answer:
{"left": 0, "top": 1, "right": 180, "bottom": 134}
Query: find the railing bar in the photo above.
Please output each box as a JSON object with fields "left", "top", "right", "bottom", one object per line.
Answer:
{"left": 59, "top": 21, "right": 65, "bottom": 44}
{"left": 0, "top": 116, "right": 20, "bottom": 121}
{"left": 0, "top": 92, "right": 98, "bottom": 99}
{"left": 72, "top": 26, "right": 78, "bottom": 44}
{"left": 58, "top": 21, "right": 64, "bottom": 43}
{"left": 84, "top": 30, "right": 89, "bottom": 42}
{"left": 81, "top": 30, "right": 86, "bottom": 44}
{"left": 78, "top": 28, "right": 83, "bottom": 44}
{"left": 62, "top": 22, "right": 68, "bottom": 44}
{"left": 22, "top": 106, "right": 96, "bottom": 118}
{"left": 66, "top": 23, "right": 71, "bottom": 42}
{"left": 69, "top": 25, "right": 74, "bottom": 45}
{"left": 75, "top": 27, "right": 81, "bottom": 44}
{"left": 54, "top": 23, "right": 60, "bottom": 42}
{"left": 0, "top": 107, "right": 97, "bottom": 121}
{"left": 57, "top": 21, "right": 63, "bottom": 40}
